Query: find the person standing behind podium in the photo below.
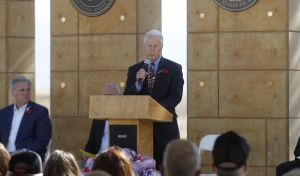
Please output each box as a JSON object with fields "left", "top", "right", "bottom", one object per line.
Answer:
{"left": 123, "top": 29, "right": 184, "bottom": 168}
{"left": 82, "top": 83, "right": 121, "bottom": 160}
{"left": 0, "top": 76, "right": 52, "bottom": 162}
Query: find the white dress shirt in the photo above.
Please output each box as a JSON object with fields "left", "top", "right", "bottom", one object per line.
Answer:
{"left": 6, "top": 103, "right": 27, "bottom": 153}
{"left": 98, "top": 120, "right": 109, "bottom": 153}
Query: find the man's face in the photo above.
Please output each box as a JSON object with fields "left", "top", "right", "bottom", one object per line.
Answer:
{"left": 103, "top": 86, "right": 120, "bottom": 95}
{"left": 144, "top": 35, "right": 163, "bottom": 62}
{"left": 11, "top": 81, "right": 31, "bottom": 108}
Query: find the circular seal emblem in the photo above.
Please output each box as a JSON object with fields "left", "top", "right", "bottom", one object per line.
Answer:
{"left": 69, "top": 0, "right": 115, "bottom": 17}
{"left": 213, "top": 0, "right": 259, "bottom": 12}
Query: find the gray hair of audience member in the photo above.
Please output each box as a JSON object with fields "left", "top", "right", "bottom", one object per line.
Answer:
{"left": 10, "top": 76, "right": 31, "bottom": 91}
{"left": 144, "top": 30, "right": 164, "bottom": 46}
{"left": 282, "top": 168, "right": 300, "bottom": 176}
{"left": 87, "top": 170, "right": 112, "bottom": 176}
{"left": 162, "top": 139, "right": 201, "bottom": 176}
{"left": 102, "top": 83, "right": 121, "bottom": 94}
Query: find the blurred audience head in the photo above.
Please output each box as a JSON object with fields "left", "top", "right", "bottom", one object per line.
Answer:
{"left": 43, "top": 150, "right": 82, "bottom": 176}
{"left": 161, "top": 139, "right": 201, "bottom": 176}
{"left": 0, "top": 142, "right": 10, "bottom": 176}
{"left": 7, "top": 150, "right": 42, "bottom": 176}
{"left": 92, "top": 146, "right": 133, "bottom": 176}
{"left": 102, "top": 83, "right": 121, "bottom": 95}
{"left": 87, "top": 170, "right": 112, "bottom": 176}
{"left": 212, "top": 130, "right": 250, "bottom": 176}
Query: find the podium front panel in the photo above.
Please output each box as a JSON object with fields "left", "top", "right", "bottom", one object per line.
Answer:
{"left": 110, "top": 125, "right": 137, "bottom": 152}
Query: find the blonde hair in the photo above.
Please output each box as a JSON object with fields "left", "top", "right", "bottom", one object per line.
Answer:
{"left": 43, "top": 150, "right": 82, "bottom": 176}
{"left": 0, "top": 143, "right": 10, "bottom": 176}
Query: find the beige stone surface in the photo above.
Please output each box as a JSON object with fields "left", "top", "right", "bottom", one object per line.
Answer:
{"left": 187, "top": 0, "right": 218, "bottom": 32}
{"left": 188, "top": 71, "right": 218, "bottom": 117}
{"left": 289, "top": 0, "right": 300, "bottom": 31}
{"left": 0, "top": 73, "right": 6, "bottom": 109}
{"left": 188, "top": 33, "right": 218, "bottom": 70}
{"left": 289, "top": 32, "right": 300, "bottom": 70}
{"left": 51, "top": 0, "right": 78, "bottom": 35}
{"left": 78, "top": 71, "right": 127, "bottom": 116}
{"left": 0, "top": 1, "right": 5, "bottom": 37}
{"left": 138, "top": 34, "right": 146, "bottom": 62}
{"left": 51, "top": 117, "right": 93, "bottom": 160}
{"left": 0, "top": 38, "right": 5, "bottom": 72}
{"left": 8, "top": 73, "right": 35, "bottom": 105}
{"left": 248, "top": 167, "right": 266, "bottom": 176}
{"left": 51, "top": 72, "right": 78, "bottom": 117}
{"left": 79, "top": 0, "right": 136, "bottom": 34}
{"left": 219, "top": 71, "right": 286, "bottom": 118}
{"left": 219, "top": 32, "right": 286, "bottom": 70}
{"left": 289, "top": 119, "right": 300, "bottom": 160}
{"left": 266, "top": 119, "right": 286, "bottom": 166}
{"left": 8, "top": 38, "right": 35, "bottom": 72}
{"left": 138, "top": 0, "right": 161, "bottom": 33}
{"left": 267, "top": 167, "right": 276, "bottom": 176}
{"left": 219, "top": 0, "right": 286, "bottom": 31}
{"left": 51, "top": 36, "right": 78, "bottom": 71}
{"left": 8, "top": 1, "right": 34, "bottom": 37}
{"left": 188, "top": 118, "right": 266, "bottom": 166}
{"left": 79, "top": 35, "right": 136, "bottom": 71}
{"left": 289, "top": 71, "right": 300, "bottom": 117}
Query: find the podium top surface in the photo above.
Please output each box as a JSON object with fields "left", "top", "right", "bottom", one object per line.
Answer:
{"left": 89, "top": 95, "right": 172, "bottom": 122}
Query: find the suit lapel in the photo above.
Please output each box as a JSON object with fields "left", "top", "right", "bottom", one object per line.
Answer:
{"left": 152, "top": 57, "right": 166, "bottom": 95}
{"left": 16, "top": 101, "right": 32, "bottom": 138}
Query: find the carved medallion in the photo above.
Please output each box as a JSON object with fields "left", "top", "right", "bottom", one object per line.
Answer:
{"left": 213, "top": 0, "right": 259, "bottom": 12}
{"left": 69, "top": 0, "right": 115, "bottom": 17}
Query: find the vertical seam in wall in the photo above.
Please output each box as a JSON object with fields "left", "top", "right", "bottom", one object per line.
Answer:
{"left": 136, "top": 0, "right": 139, "bottom": 63}
{"left": 217, "top": 6, "right": 219, "bottom": 118}
{"left": 77, "top": 8, "right": 79, "bottom": 117}
{"left": 186, "top": 0, "right": 189, "bottom": 133}
{"left": 5, "top": 0, "right": 8, "bottom": 106}
{"left": 286, "top": 0, "right": 289, "bottom": 161}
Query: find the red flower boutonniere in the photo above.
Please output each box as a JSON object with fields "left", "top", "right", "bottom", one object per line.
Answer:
{"left": 158, "top": 69, "right": 168, "bottom": 74}
{"left": 25, "top": 107, "right": 32, "bottom": 115}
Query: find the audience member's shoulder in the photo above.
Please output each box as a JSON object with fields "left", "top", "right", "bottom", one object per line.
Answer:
{"left": 162, "top": 57, "right": 182, "bottom": 67}
{"left": 30, "top": 101, "right": 48, "bottom": 111}
{"left": 129, "top": 60, "right": 144, "bottom": 69}
{"left": 0, "top": 104, "right": 14, "bottom": 113}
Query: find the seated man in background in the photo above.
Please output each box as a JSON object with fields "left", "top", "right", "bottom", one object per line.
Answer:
{"left": 82, "top": 83, "right": 121, "bottom": 160}
{"left": 212, "top": 130, "right": 250, "bottom": 176}
{"left": 160, "top": 139, "right": 201, "bottom": 176}
{"left": 276, "top": 137, "right": 300, "bottom": 176}
{"left": 0, "top": 76, "right": 52, "bottom": 162}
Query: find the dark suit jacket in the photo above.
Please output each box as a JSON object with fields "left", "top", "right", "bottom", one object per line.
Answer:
{"left": 124, "top": 57, "right": 184, "bottom": 145}
{"left": 84, "top": 119, "right": 106, "bottom": 154}
{"left": 0, "top": 101, "right": 52, "bottom": 161}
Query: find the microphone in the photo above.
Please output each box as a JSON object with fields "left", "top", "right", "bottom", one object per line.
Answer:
{"left": 138, "top": 58, "right": 151, "bottom": 84}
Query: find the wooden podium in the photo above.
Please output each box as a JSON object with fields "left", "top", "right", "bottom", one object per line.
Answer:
{"left": 89, "top": 95, "right": 172, "bottom": 157}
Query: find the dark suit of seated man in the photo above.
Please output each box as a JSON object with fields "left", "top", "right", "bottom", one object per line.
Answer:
{"left": 276, "top": 137, "right": 300, "bottom": 176}
{"left": 82, "top": 83, "right": 121, "bottom": 160}
{"left": 0, "top": 76, "right": 52, "bottom": 162}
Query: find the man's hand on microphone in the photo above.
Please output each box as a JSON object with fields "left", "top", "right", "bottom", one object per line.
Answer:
{"left": 136, "top": 68, "right": 147, "bottom": 86}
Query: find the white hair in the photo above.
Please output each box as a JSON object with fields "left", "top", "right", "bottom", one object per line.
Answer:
{"left": 10, "top": 76, "right": 31, "bottom": 90}
{"left": 102, "top": 83, "right": 121, "bottom": 94}
{"left": 163, "top": 139, "right": 201, "bottom": 176}
{"left": 144, "top": 29, "right": 163, "bottom": 46}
